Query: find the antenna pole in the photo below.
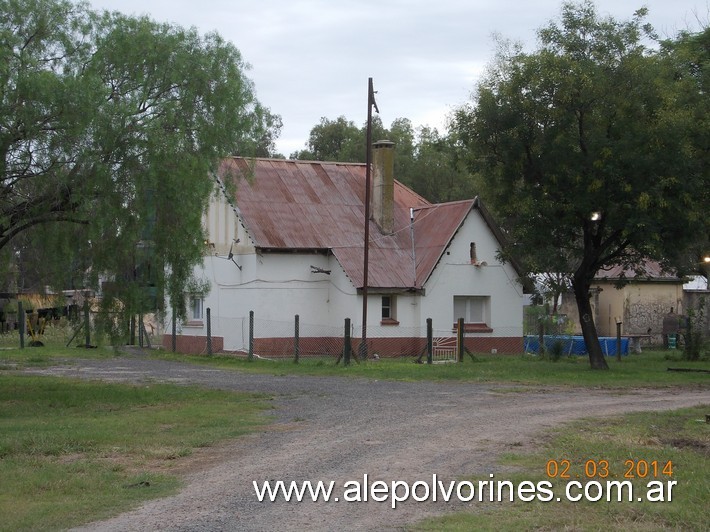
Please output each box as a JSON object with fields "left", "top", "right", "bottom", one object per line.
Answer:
{"left": 361, "top": 78, "right": 377, "bottom": 360}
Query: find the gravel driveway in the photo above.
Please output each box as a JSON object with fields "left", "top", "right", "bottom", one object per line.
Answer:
{"left": 22, "top": 355, "right": 709, "bottom": 531}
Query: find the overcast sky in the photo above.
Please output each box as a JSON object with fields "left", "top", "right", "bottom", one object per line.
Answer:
{"left": 84, "top": 0, "right": 707, "bottom": 156}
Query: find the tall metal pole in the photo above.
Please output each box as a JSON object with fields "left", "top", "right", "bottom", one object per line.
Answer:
{"left": 361, "top": 77, "right": 378, "bottom": 360}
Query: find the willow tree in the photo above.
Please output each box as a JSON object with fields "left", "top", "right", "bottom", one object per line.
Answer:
{"left": 1, "top": 0, "right": 278, "bottom": 324}
{"left": 453, "top": 1, "right": 708, "bottom": 369}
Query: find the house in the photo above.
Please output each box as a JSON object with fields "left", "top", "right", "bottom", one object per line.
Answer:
{"left": 560, "top": 260, "right": 686, "bottom": 342}
{"left": 164, "top": 142, "right": 526, "bottom": 356}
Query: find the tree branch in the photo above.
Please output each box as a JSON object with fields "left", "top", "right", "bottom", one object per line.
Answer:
{"left": 0, "top": 213, "right": 89, "bottom": 250}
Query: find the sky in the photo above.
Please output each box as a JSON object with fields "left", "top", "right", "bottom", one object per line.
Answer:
{"left": 84, "top": 0, "right": 708, "bottom": 157}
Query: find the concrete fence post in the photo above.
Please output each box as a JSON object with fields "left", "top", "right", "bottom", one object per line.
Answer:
{"left": 248, "top": 310, "right": 254, "bottom": 361}
{"left": 18, "top": 301, "right": 25, "bottom": 349}
{"left": 206, "top": 308, "right": 212, "bottom": 356}
{"left": 426, "top": 318, "right": 433, "bottom": 364}
{"left": 84, "top": 296, "right": 91, "bottom": 347}
{"left": 294, "top": 314, "right": 300, "bottom": 364}
{"left": 457, "top": 317, "right": 464, "bottom": 363}
{"left": 344, "top": 318, "right": 351, "bottom": 366}
{"left": 171, "top": 306, "right": 177, "bottom": 352}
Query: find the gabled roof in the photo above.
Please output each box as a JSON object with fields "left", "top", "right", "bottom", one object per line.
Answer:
{"left": 218, "top": 157, "right": 503, "bottom": 290}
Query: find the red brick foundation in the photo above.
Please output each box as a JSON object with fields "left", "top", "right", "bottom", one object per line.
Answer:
{"left": 164, "top": 335, "right": 523, "bottom": 357}
{"left": 251, "top": 336, "right": 523, "bottom": 358}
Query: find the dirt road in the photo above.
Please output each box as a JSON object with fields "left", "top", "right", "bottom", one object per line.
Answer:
{"left": 23, "top": 356, "right": 709, "bottom": 531}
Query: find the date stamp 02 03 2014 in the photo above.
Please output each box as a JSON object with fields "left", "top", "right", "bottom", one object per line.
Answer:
{"left": 545, "top": 459, "right": 674, "bottom": 480}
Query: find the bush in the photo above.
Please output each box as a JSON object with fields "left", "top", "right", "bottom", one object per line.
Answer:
{"left": 683, "top": 298, "right": 707, "bottom": 361}
{"left": 550, "top": 340, "right": 564, "bottom": 362}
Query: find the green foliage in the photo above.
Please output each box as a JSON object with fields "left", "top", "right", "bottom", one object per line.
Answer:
{"left": 289, "top": 115, "right": 365, "bottom": 161}
{"left": 683, "top": 296, "right": 707, "bottom": 361}
{"left": 549, "top": 339, "right": 564, "bottom": 361}
{"left": 452, "top": 1, "right": 709, "bottom": 369}
{"left": 0, "top": 0, "right": 280, "bottom": 325}
{"left": 290, "top": 115, "right": 477, "bottom": 203}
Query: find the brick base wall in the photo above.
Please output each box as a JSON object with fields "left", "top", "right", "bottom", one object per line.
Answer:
{"left": 163, "top": 334, "right": 523, "bottom": 357}
{"left": 253, "top": 336, "right": 523, "bottom": 358}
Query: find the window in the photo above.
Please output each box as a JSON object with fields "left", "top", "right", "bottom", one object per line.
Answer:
{"left": 453, "top": 296, "right": 491, "bottom": 332}
{"left": 189, "top": 296, "right": 204, "bottom": 322}
{"left": 381, "top": 295, "right": 398, "bottom": 325}
{"left": 470, "top": 242, "right": 477, "bottom": 263}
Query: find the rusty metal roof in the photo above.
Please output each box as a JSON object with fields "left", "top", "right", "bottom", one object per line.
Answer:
{"left": 595, "top": 260, "right": 682, "bottom": 283}
{"left": 219, "top": 157, "right": 480, "bottom": 289}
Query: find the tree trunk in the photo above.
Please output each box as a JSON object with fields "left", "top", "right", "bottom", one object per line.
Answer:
{"left": 573, "top": 278, "right": 609, "bottom": 370}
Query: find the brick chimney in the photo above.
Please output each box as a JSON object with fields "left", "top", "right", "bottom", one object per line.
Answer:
{"left": 372, "top": 140, "right": 395, "bottom": 234}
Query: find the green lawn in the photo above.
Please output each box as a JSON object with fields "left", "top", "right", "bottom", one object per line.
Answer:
{"left": 0, "top": 374, "right": 271, "bottom": 531}
{"left": 155, "top": 349, "right": 710, "bottom": 388}
{"left": 0, "top": 341, "right": 707, "bottom": 530}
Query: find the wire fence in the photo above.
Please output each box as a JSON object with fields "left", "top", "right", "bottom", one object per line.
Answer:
{"left": 0, "top": 310, "right": 163, "bottom": 351}
{"left": 166, "top": 311, "right": 525, "bottom": 361}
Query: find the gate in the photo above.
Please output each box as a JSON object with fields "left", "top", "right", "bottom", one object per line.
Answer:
{"left": 432, "top": 336, "right": 457, "bottom": 363}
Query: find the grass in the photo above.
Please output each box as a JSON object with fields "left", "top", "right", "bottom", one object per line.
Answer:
{"left": 2, "top": 321, "right": 708, "bottom": 387}
{"left": 0, "top": 374, "right": 271, "bottom": 531}
{"left": 0, "top": 337, "right": 707, "bottom": 529}
{"left": 412, "top": 405, "right": 710, "bottom": 531}
{"left": 152, "top": 349, "right": 710, "bottom": 388}
{"left": 3, "top": 336, "right": 709, "bottom": 387}
{"left": 0, "top": 318, "right": 94, "bottom": 350}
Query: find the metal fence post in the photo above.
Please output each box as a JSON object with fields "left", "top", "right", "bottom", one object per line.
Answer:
{"left": 18, "top": 301, "right": 25, "bottom": 349}
{"left": 457, "top": 317, "right": 464, "bottom": 363}
{"left": 294, "top": 314, "right": 300, "bottom": 364}
{"left": 206, "top": 307, "right": 212, "bottom": 356}
{"left": 344, "top": 318, "right": 351, "bottom": 366}
{"left": 426, "top": 318, "right": 433, "bottom": 364}
{"left": 248, "top": 310, "right": 254, "bottom": 361}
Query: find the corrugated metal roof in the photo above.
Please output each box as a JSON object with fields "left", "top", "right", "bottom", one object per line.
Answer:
{"left": 219, "top": 157, "right": 480, "bottom": 289}
{"left": 595, "top": 260, "right": 682, "bottom": 282}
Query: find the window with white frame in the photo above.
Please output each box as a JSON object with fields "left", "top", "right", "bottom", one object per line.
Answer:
{"left": 189, "top": 296, "right": 204, "bottom": 322}
{"left": 381, "top": 295, "right": 398, "bottom": 324}
{"left": 453, "top": 296, "right": 491, "bottom": 330}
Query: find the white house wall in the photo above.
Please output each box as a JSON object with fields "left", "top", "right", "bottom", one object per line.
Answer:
{"left": 169, "top": 197, "right": 523, "bottom": 352}
{"left": 420, "top": 209, "right": 524, "bottom": 337}
{"left": 206, "top": 194, "right": 235, "bottom": 250}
